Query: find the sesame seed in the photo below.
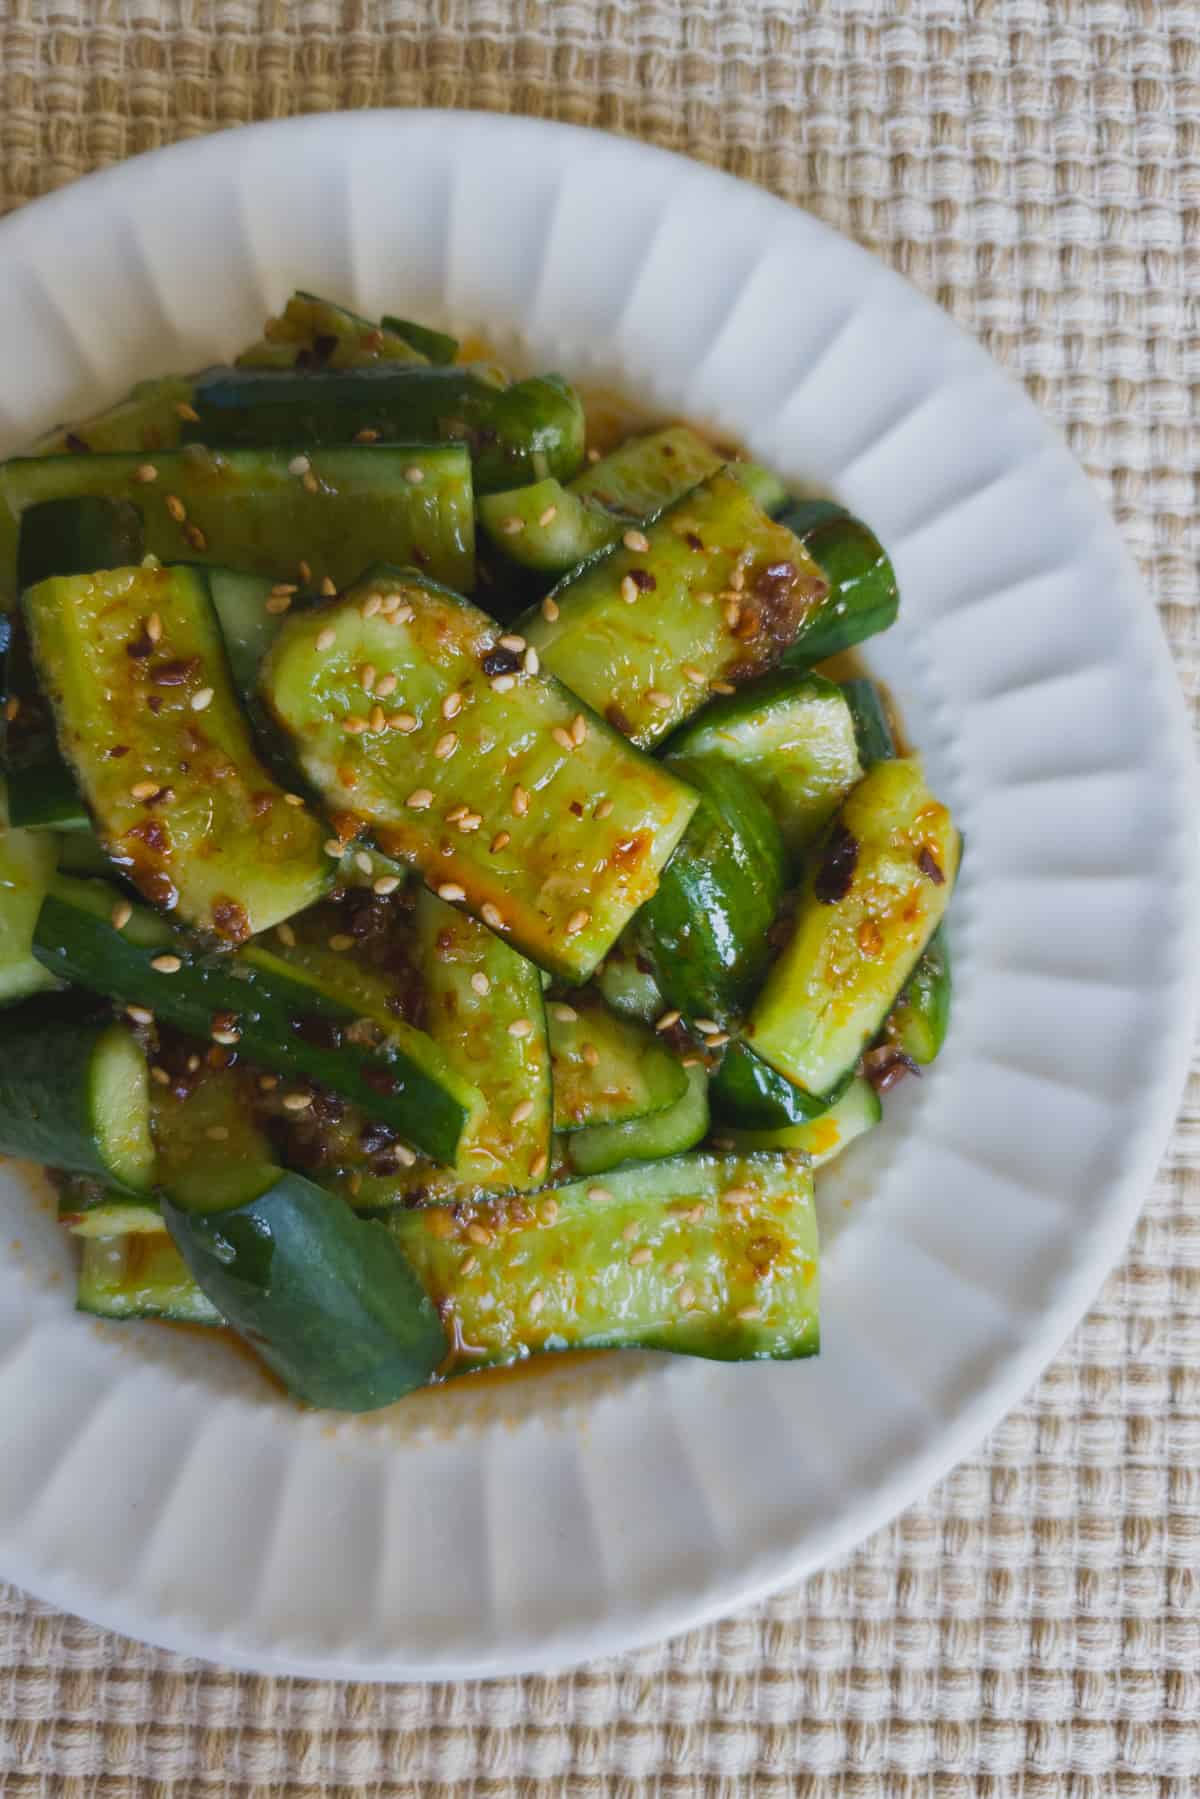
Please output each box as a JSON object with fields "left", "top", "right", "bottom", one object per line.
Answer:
{"left": 302, "top": 471, "right": 320, "bottom": 495}
{"left": 678, "top": 1282, "right": 697, "bottom": 1309}
{"left": 186, "top": 524, "right": 208, "bottom": 551}
{"left": 438, "top": 883, "right": 466, "bottom": 902}
{"left": 621, "top": 1219, "right": 638, "bottom": 1240}
{"left": 529, "top": 1289, "right": 545, "bottom": 1315}
{"left": 499, "top": 515, "right": 525, "bottom": 536}
{"left": 373, "top": 874, "right": 402, "bottom": 896}
{"left": 681, "top": 1054, "right": 702, "bottom": 1068}
{"left": 206, "top": 1125, "right": 230, "bottom": 1142}
{"left": 354, "top": 850, "right": 374, "bottom": 875}
{"left": 150, "top": 1066, "right": 171, "bottom": 1086}
{"left": 145, "top": 611, "right": 163, "bottom": 644}
{"left": 210, "top": 1028, "right": 240, "bottom": 1046}
{"left": 188, "top": 1056, "right": 203, "bottom": 1073}
{"left": 320, "top": 576, "right": 337, "bottom": 597}
{"left": 594, "top": 797, "right": 614, "bottom": 819}
{"left": 328, "top": 933, "right": 354, "bottom": 951}
{"left": 523, "top": 646, "right": 540, "bottom": 675}
{"left": 490, "top": 830, "right": 511, "bottom": 853}
{"left": 467, "top": 1221, "right": 493, "bottom": 1247}
{"left": 442, "top": 691, "right": 462, "bottom": 720}
{"left": 722, "top": 1186, "right": 756, "bottom": 1207}
{"left": 580, "top": 1042, "right": 599, "bottom": 1069}
{"left": 695, "top": 589, "right": 716, "bottom": 607}
{"left": 297, "top": 560, "right": 312, "bottom": 583}
{"left": 571, "top": 713, "right": 588, "bottom": 745}
{"left": 711, "top": 680, "right": 736, "bottom": 695}
{"left": 499, "top": 633, "right": 526, "bottom": 653}
{"left": 361, "top": 594, "right": 382, "bottom": 619}
{"left": 283, "top": 792, "right": 305, "bottom": 808}
{"left": 471, "top": 972, "right": 491, "bottom": 996}
{"left": 369, "top": 705, "right": 386, "bottom": 733}
{"left": 407, "top": 789, "right": 434, "bottom": 810}
{"left": 264, "top": 593, "right": 292, "bottom": 615}
{"left": 541, "top": 596, "right": 560, "bottom": 622}
{"left": 707, "top": 1031, "right": 731, "bottom": 1047}
{"left": 344, "top": 715, "right": 367, "bottom": 735}
{"left": 655, "top": 1009, "right": 681, "bottom": 1032}
{"left": 189, "top": 685, "right": 214, "bottom": 713}
{"left": 403, "top": 464, "right": 426, "bottom": 485}
{"left": 458, "top": 812, "right": 483, "bottom": 833}
{"left": 390, "top": 712, "right": 418, "bottom": 733}
{"left": 446, "top": 805, "right": 469, "bottom": 824}
{"left": 729, "top": 566, "right": 746, "bottom": 593}
{"left": 694, "top": 1018, "right": 722, "bottom": 1035}
{"left": 324, "top": 838, "right": 344, "bottom": 856}
{"left": 586, "top": 447, "right": 602, "bottom": 463}
{"left": 623, "top": 529, "right": 650, "bottom": 553}
{"left": 276, "top": 921, "right": 297, "bottom": 947}
{"left": 668, "top": 1260, "right": 687, "bottom": 1278}
{"left": 133, "top": 463, "right": 158, "bottom": 483}
{"left": 359, "top": 663, "right": 377, "bottom": 692}
{"left": 737, "top": 1305, "right": 762, "bottom": 1322}
{"left": 531, "top": 1150, "right": 549, "bottom": 1180}
{"left": 315, "top": 627, "right": 337, "bottom": 652}
{"left": 110, "top": 899, "right": 132, "bottom": 930}
{"left": 724, "top": 600, "right": 741, "bottom": 629}
{"left": 551, "top": 725, "right": 575, "bottom": 752}
{"left": 151, "top": 954, "right": 182, "bottom": 974}
{"left": 491, "top": 674, "right": 516, "bottom": 694}
{"left": 565, "top": 909, "right": 590, "bottom": 937}
{"left": 646, "top": 690, "right": 672, "bottom": 710}
{"left": 375, "top": 672, "right": 398, "bottom": 698}
{"left": 271, "top": 582, "right": 298, "bottom": 599}
{"left": 174, "top": 401, "right": 200, "bottom": 422}
{"left": 395, "top": 1144, "right": 417, "bottom": 1168}
{"left": 282, "top": 1092, "right": 313, "bottom": 1112}
{"left": 620, "top": 576, "right": 638, "bottom": 605}
{"left": 130, "top": 780, "right": 160, "bottom": 801}
{"left": 511, "top": 784, "right": 530, "bottom": 817}
{"left": 125, "top": 1005, "right": 154, "bottom": 1026}
{"left": 353, "top": 427, "right": 380, "bottom": 444}
{"left": 550, "top": 1003, "right": 577, "bottom": 1023}
{"left": 630, "top": 1246, "right": 653, "bottom": 1267}
{"left": 682, "top": 664, "right": 706, "bottom": 686}
{"left": 508, "top": 1018, "right": 533, "bottom": 1038}
{"left": 434, "top": 731, "right": 458, "bottom": 760}
{"left": 164, "top": 494, "right": 186, "bottom": 523}
{"left": 460, "top": 1254, "right": 479, "bottom": 1276}
{"left": 481, "top": 902, "right": 507, "bottom": 931}
{"left": 2, "top": 697, "right": 18, "bottom": 722}
{"left": 510, "top": 1098, "right": 534, "bottom": 1125}
{"left": 339, "top": 761, "right": 358, "bottom": 787}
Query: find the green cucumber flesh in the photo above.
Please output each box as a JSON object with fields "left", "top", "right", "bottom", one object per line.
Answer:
{"left": 163, "top": 1168, "right": 447, "bottom": 1411}
{"left": 61, "top": 1187, "right": 165, "bottom": 1238}
{"left": 730, "top": 462, "right": 790, "bottom": 516}
{"left": 523, "top": 470, "right": 830, "bottom": 748}
{"left": 665, "top": 671, "right": 862, "bottom": 869}
{"left": 564, "top": 1061, "right": 708, "bottom": 1177}
{"left": 25, "top": 563, "right": 329, "bottom": 940}
{"left": 0, "top": 1006, "right": 154, "bottom": 1191}
{"left": 29, "top": 376, "right": 196, "bottom": 458}
{"left": 390, "top": 1150, "right": 819, "bottom": 1369}
{"left": 781, "top": 514, "right": 899, "bottom": 665}
{"left": 633, "top": 757, "right": 785, "bottom": 1026}
{"left": 77, "top": 1233, "right": 222, "bottom": 1323}
{"left": 886, "top": 924, "right": 952, "bottom": 1065}
{"left": 477, "top": 479, "right": 623, "bottom": 578}
{"left": 594, "top": 936, "right": 664, "bottom": 1025}
{"left": 0, "top": 782, "right": 60, "bottom": 1003}
{"left": 0, "top": 443, "right": 475, "bottom": 605}
{"left": 841, "top": 677, "right": 897, "bottom": 767}
{"left": 548, "top": 991, "right": 687, "bottom": 1131}
{"left": 187, "top": 367, "right": 586, "bottom": 494}
{"left": 259, "top": 565, "right": 699, "bottom": 982}
{"left": 33, "top": 875, "right": 479, "bottom": 1167}
{"left": 569, "top": 425, "right": 721, "bottom": 516}
{"left": 237, "top": 292, "right": 429, "bottom": 370}
{"left": 747, "top": 757, "right": 960, "bottom": 1097}
{"left": 724, "top": 1076, "right": 881, "bottom": 1167}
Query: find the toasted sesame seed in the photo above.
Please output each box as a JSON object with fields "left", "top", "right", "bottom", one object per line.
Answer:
{"left": 490, "top": 830, "right": 511, "bottom": 853}
{"left": 586, "top": 447, "right": 602, "bottom": 463}
{"left": 164, "top": 494, "right": 186, "bottom": 523}
{"left": 210, "top": 1028, "right": 240, "bottom": 1046}
{"left": 282, "top": 1092, "right": 313, "bottom": 1112}
{"left": 434, "top": 730, "right": 458, "bottom": 760}
{"left": 133, "top": 463, "right": 158, "bottom": 483}
{"left": 471, "top": 972, "right": 491, "bottom": 996}
{"left": 620, "top": 575, "right": 639, "bottom": 605}
{"left": 338, "top": 764, "right": 357, "bottom": 787}
{"left": 344, "top": 715, "right": 367, "bottom": 735}
{"left": 460, "top": 1254, "right": 479, "bottom": 1276}
{"left": 130, "top": 780, "right": 159, "bottom": 801}
{"left": 678, "top": 1282, "right": 697, "bottom": 1309}
{"left": 565, "top": 909, "right": 590, "bottom": 937}
{"left": 369, "top": 705, "right": 386, "bottom": 733}
{"left": 581, "top": 1042, "right": 600, "bottom": 1068}
{"left": 283, "top": 791, "right": 305, "bottom": 807}
{"left": 264, "top": 593, "right": 292, "bottom": 615}
{"left": 594, "top": 797, "right": 614, "bottom": 819}
{"left": 361, "top": 593, "right": 383, "bottom": 619}
{"left": 458, "top": 812, "right": 483, "bottom": 832}
{"left": 571, "top": 713, "right": 588, "bottom": 745}
{"left": 302, "top": 471, "right": 320, "bottom": 495}
{"left": 711, "top": 680, "right": 736, "bottom": 695}
{"left": 696, "top": 590, "right": 716, "bottom": 608}
{"left": 729, "top": 565, "right": 746, "bottom": 593}
{"left": 680, "top": 1054, "right": 702, "bottom": 1068}
{"left": 324, "top": 837, "right": 344, "bottom": 856}
{"left": 499, "top": 633, "right": 526, "bottom": 653}
{"left": 737, "top": 1305, "right": 763, "bottom": 1321}
{"left": 445, "top": 804, "right": 469, "bottom": 824}
{"left": 646, "top": 690, "right": 672, "bottom": 710}
{"left": 531, "top": 1151, "right": 549, "bottom": 1180}
{"left": 550, "top": 1003, "right": 577, "bottom": 1023}
{"left": 188, "top": 1055, "right": 204, "bottom": 1073}
{"left": 328, "top": 933, "right": 354, "bottom": 951}
{"left": 682, "top": 664, "right": 706, "bottom": 686}
{"left": 297, "top": 560, "right": 312, "bottom": 583}
{"left": 706, "top": 1031, "right": 731, "bottom": 1048}
{"left": 126, "top": 1004, "right": 154, "bottom": 1026}
{"left": 144, "top": 611, "right": 163, "bottom": 644}
{"left": 540, "top": 1196, "right": 559, "bottom": 1223}
{"left": 722, "top": 1186, "right": 755, "bottom": 1207}
{"left": 395, "top": 1143, "right": 417, "bottom": 1168}
{"left": 442, "top": 691, "right": 463, "bottom": 720}
{"left": 534, "top": 504, "right": 558, "bottom": 530}
{"left": 315, "top": 626, "right": 337, "bottom": 652}
{"left": 523, "top": 646, "right": 540, "bottom": 675}
{"left": 359, "top": 663, "right": 377, "bottom": 692}
{"left": 110, "top": 898, "right": 133, "bottom": 931}
{"left": 510, "top": 1098, "right": 534, "bottom": 1125}
{"left": 188, "top": 685, "right": 214, "bottom": 713}
{"left": 270, "top": 582, "right": 298, "bottom": 599}
{"left": 621, "top": 1219, "right": 638, "bottom": 1240}
{"left": 206, "top": 1125, "right": 230, "bottom": 1141}
{"left": 724, "top": 600, "right": 742, "bottom": 629}
{"left": 150, "top": 954, "right": 182, "bottom": 974}
{"left": 276, "top": 921, "right": 297, "bottom": 947}
{"left": 174, "top": 400, "right": 200, "bottom": 423}
{"left": 655, "top": 1009, "right": 681, "bottom": 1032}
{"left": 407, "top": 789, "right": 434, "bottom": 810}
{"left": 354, "top": 850, "right": 374, "bottom": 875}
{"left": 403, "top": 464, "right": 426, "bottom": 484}
{"left": 150, "top": 1065, "right": 171, "bottom": 1086}
{"left": 438, "top": 882, "right": 466, "bottom": 902}
{"left": 481, "top": 902, "right": 507, "bottom": 931}
{"left": 186, "top": 523, "right": 208, "bottom": 551}
{"left": 390, "top": 712, "right": 418, "bottom": 732}
{"left": 630, "top": 1246, "right": 653, "bottom": 1267}
{"left": 375, "top": 672, "right": 398, "bottom": 698}
{"left": 551, "top": 725, "right": 575, "bottom": 752}
{"left": 668, "top": 1260, "right": 687, "bottom": 1278}
{"left": 541, "top": 596, "right": 560, "bottom": 622}
{"left": 508, "top": 1018, "right": 533, "bottom": 1038}
{"left": 320, "top": 576, "right": 337, "bottom": 597}
{"left": 467, "top": 1221, "right": 493, "bottom": 1247}
{"left": 353, "top": 427, "right": 380, "bottom": 444}
{"left": 2, "top": 697, "right": 18, "bottom": 722}
{"left": 511, "top": 783, "right": 530, "bottom": 817}
{"left": 373, "top": 874, "right": 402, "bottom": 896}
{"left": 694, "top": 1018, "right": 722, "bottom": 1035}
{"left": 499, "top": 515, "right": 525, "bottom": 535}
{"left": 623, "top": 528, "right": 650, "bottom": 553}
{"left": 491, "top": 674, "right": 516, "bottom": 694}
{"left": 529, "top": 1288, "right": 545, "bottom": 1316}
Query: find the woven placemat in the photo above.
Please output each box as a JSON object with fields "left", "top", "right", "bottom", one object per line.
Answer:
{"left": 1, "top": 2, "right": 1197, "bottom": 1791}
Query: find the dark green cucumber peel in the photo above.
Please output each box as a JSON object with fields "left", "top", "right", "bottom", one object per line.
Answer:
{"left": 381, "top": 316, "right": 460, "bottom": 366}
{"left": 724, "top": 1076, "right": 881, "bottom": 1167}
{"left": 163, "top": 1168, "right": 447, "bottom": 1411}
{"left": 886, "top": 924, "right": 952, "bottom": 1066}
{"left": 0, "top": 783, "right": 60, "bottom": 1003}
{"left": 548, "top": 991, "right": 687, "bottom": 1131}
{"left": 779, "top": 509, "right": 899, "bottom": 665}
{"left": 564, "top": 1061, "right": 709, "bottom": 1177}
{"left": 710, "top": 1042, "right": 849, "bottom": 1130}
{"left": 186, "top": 367, "right": 586, "bottom": 494}
{"left": 632, "top": 758, "right": 785, "bottom": 1027}
{"left": 32, "top": 877, "right": 477, "bottom": 1167}
{"left": 841, "top": 677, "right": 897, "bottom": 767}
{"left": 0, "top": 1002, "right": 154, "bottom": 1191}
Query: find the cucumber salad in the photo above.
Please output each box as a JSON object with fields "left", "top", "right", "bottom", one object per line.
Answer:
{"left": 0, "top": 293, "right": 959, "bottom": 1411}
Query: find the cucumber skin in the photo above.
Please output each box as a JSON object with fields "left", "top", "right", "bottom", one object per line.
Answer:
{"left": 163, "top": 1171, "right": 447, "bottom": 1411}
{"left": 782, "top": 516, "right": 899, "bottom": 665}
{"left": 887, "top": 925, "right": 952, "bottom": 1065}
{"left": 0, "top": 1008, "right": 152, "bottom": 1191}
{"left": 565, "top": 1062, "right": 709, "bottom": 1177}
{"left": 841, "top": 678, "right": 896, "bottom": 767}
{"left": 77, "top": 1234, "right": 221, "bottom": 1323}
{"left": 710, "top": 1042, "right": 849, "bottom": 1130}
{"left": 548, "top": 993, "right": 686, "bottom": 1132}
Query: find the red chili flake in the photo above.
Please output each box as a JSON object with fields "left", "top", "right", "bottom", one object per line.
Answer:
{"left": 107, "top": 744, "right": 130, "bottom": 759}
{"left": 629, "top": 568, "right": 657, "bottom": 591}
{"left": 814, "top": 825, "right": 859, "bottom": 904}
{"left": 605, "top": 701, "right": 634, "bottom": 736}
{"left": 146, "top": 696, "right": 162, "bottom": 714}
{"left": 152, "top": 657, "right": 201, "bottom": 686}
{"left": 862, "top": 1045, "right": 921, "bottom": 1094}
{"left": 211, "top": 1010, "right": 240, "bottom": 1034}
{"left": 363, "top": 1067, "right": 401, "bottom": 1097}
{"left": 684, "top": 533, "right": 704, "bottom": 552}
{"left": 211, "top": 897, "right": 250, "bottom": 943}
{"left": 125, "top": 631, "right": 154, "bottom": 660}
{"left": 64, "top": 432, "right": 91, "bottom": 454}
{"left": 482, "top": 646, "right": 521, "bottom": 677}
{"left": 128, "top": 818, "right": 169, "bottom": 854}
{"left": 917, "top": 846, "right": 946, "bottom": 885}
{"left": 569, "top": 800, "right": 584, "bottom": 817}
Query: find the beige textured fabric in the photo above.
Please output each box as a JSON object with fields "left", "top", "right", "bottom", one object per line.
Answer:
{"left": 1, "top": 1, "right": 1198, "bottom": 1790}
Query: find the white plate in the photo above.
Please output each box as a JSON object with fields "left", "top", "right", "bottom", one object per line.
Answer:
{"left": 0, "top": 112, "right": 1194, "bottom": 1680}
